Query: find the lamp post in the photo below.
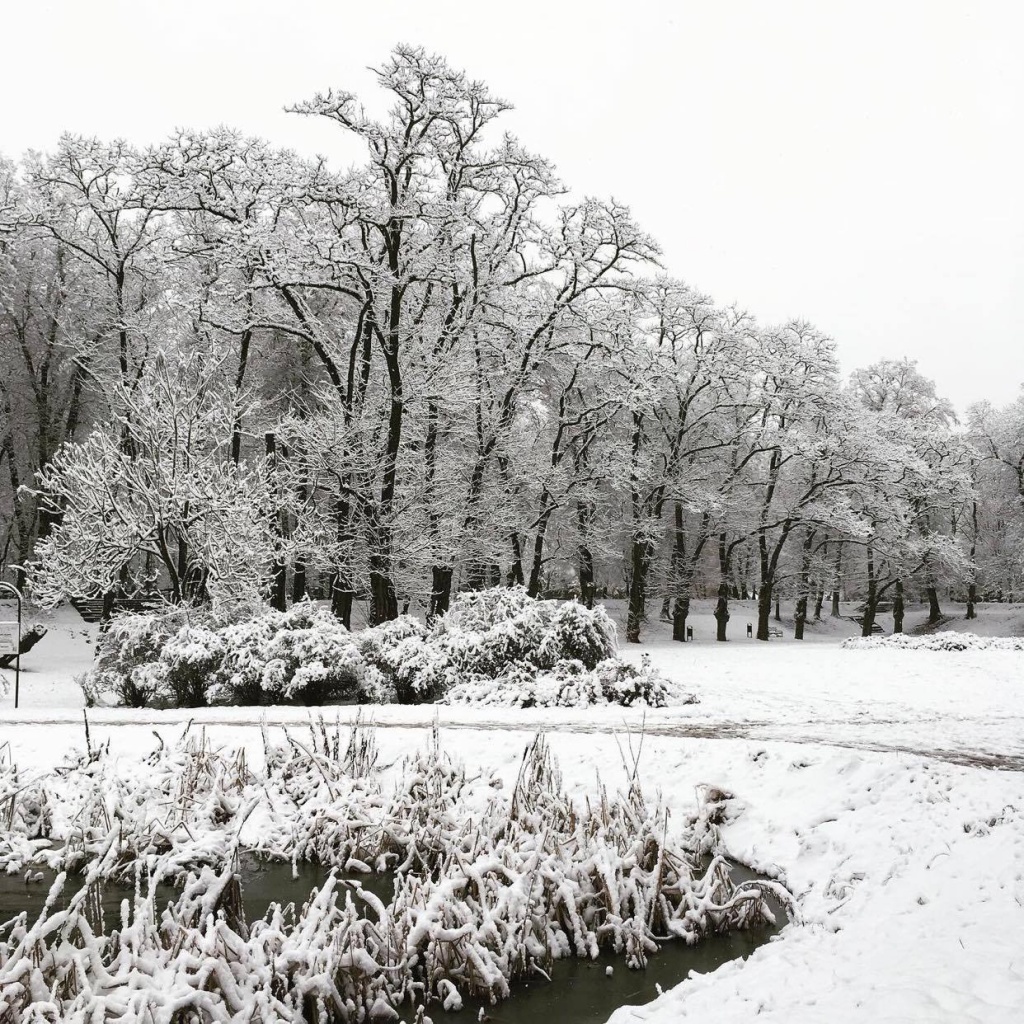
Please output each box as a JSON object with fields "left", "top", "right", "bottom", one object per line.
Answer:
{"left": 0, "top": 583, "right": 23, "bottom": 708}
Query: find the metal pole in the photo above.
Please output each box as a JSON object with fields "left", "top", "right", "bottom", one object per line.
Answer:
{"left": 0, "top": 583, "right": 23, "bottom": 709}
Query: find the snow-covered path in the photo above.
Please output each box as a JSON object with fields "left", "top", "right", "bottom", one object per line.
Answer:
{"left": 2, "top": 606, "right": 1023, "bottom": 1022}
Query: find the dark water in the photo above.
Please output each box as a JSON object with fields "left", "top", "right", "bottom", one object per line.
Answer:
{"left": 447, "top": 865, "right": 787, "bottom": 1024}
{"left": 447, "top": 929, "right": 779, "bottom": 1024}
{"left": 0, "top": 858, "right": 392, "bottom": 928}
{"left": 1, "top": 860, "right": 786, "bottom": 1024}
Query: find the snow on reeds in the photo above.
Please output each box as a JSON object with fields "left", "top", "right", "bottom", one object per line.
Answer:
{"left": 0, "top": 720, "right": 775, "bottom": 1021}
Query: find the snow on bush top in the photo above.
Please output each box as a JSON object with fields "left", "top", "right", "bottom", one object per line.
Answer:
{"left": 434, "top": 585, "right": 618, "bottom": 669}
{"left": 356, "top": 587, "right": 668, "bottom": 707}
{"left": 842, "top": 632, "right": 1024, "bottom": 651}
{"left": 85, "top": 588, "right": 688, "bottom": 709}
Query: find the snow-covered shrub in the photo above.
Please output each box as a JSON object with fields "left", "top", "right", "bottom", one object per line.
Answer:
{"left": 362, "top": 587, "right": 625, "bottom": 704}
{"left": 161, "top": 625, "right": 226, "bottom": 707}
{"left": 842, "top": 632, "right": 1024, "bottom": 652}
{"left": 88, "top": 606, "right": 196, "bottom": 707}
{"left": 84, "top": 589, "right": 683, "bottom": 710}
{"left": 355, "top": 616, "right": 434, "bottom": 702}
{"left": 593, "top": 653, "right": 683, "bottom": 706}
{"left": 85, "top": 601, "right": 369, "bottom": 708}
{"left": 440, "top": 584, "right": 537, "bottom": 631}
{"left": 209, "top": 602, "right": 365, "bottom": 705}
{"left": 442, "top": 653, "right": 686, "bottom": 708}
{"left": 538, "top": 599, "right": 619, "bottom": 670}
{"left": 437, "top": 586, "right": 618, "bottom": 671}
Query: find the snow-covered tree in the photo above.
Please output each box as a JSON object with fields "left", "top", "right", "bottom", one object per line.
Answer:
{"left": 29, "top": 350, "right": 275, "bottom": 609}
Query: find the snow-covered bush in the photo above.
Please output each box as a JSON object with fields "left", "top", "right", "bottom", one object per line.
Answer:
{"left": 439, "top": 584, "right": 539, "bottom": 631}
{"left": 842, "top": 632, "right": 1024, "bottom": 652}
{"left": 442, "top": 654, "right": 688, "bottom": 708}
{"left": 89, "top": 606, "right": 197, "bottom": 707}
{"left": 203, "top": 603, "right": 366, "bottom": 705}
{"left": 85, "top": 601, "right": 368, "bottom": 708}
{"left": 355, "top": 615, "right": 436, "bottom": 702}
{"left": 437, "top": 585, "right": 618, "bottom": 671}
{"left": 361, "top": 587, "right": 635, "bottom": 705}
{"left": 85, "top": 589, "right": 684, "bottom": 710}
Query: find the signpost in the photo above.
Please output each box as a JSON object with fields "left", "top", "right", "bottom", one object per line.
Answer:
{"left": 0, "top": 584, "right": 23, "bottom": 708}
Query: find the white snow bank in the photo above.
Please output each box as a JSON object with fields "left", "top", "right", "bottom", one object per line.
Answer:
{"left": 843, "top": 631, "right": 1024, "bottom": 651}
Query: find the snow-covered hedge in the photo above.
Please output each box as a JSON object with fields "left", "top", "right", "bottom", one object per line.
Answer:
{"left": 842, "top": 632, "right": 1024, "bottom": 652}
{"left": 84, "top": 588, "right": 684, "bottom": 709}
{"left": 83, "top": 605, "right": 197, "bottom": 707}
{"left": 359, "top": 587, "right": 651, "bottom": 705}
{"left": 84, "top": 602, "right": 369, "bottom": 707}
{"left": 208, "top": 604, "right": 366, "bottom": 705}
{"left": 442, "top": 653, "right": 691, "bottom": 708}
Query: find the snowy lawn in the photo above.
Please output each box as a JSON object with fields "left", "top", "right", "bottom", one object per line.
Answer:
{"left": 1, "top": 602, "right": 1023, "bottom": 1022}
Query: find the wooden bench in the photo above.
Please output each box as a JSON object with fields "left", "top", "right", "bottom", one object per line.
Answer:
{"left": 849, "top": 616, "right": 884, "bottom": 635}
{"left": 70, "top": 595, "right": 164, "bottom": 623}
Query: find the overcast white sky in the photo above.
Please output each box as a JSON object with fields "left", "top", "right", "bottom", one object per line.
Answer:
{"left": 2, "top": 0, "right": 1021, "bottom": 416}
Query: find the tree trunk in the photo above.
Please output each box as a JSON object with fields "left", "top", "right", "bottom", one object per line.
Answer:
{"left": 331, "top": 580, "right": 354, "bottom": 630}
{"left": 270, "top": 563, "right": 287, "bottom": 612}
{"left": 830, "top": 541, "right": 843, "bottom": 616}
{"left": 756, "top": 583, "right": 773, "bottom": 641}
{"left": 176, "top": 534, "right": 189, "bottom": 601}
{"left": 576, "top": 496, "right": 596, "bottom": 608}
{"left": 861, "top": 541, "right": 878, "bottom": 637}
{"left": 329, "top": 497, "right": 354, "bottom": 629}
{"left": 578, "top": 542, "right": 596, "bottom": 609}
{"left": 966, "top": 495, "right": 978, "bottom": 619}
{"left": 291, "top": 477, "right": 308, "bottom": 603}
{"left": 774, "top": 596, "right": 781, "bottom": 621}
{"left": 429, "top": 565, "right": 453, "bottom": 622}
{"left": 625, "top": 536, "right": 653, "bottom": 644}
{"left": 673, "top": 596, "right": 690, "bottom": 642}
{"left": 893, "top": 579, "right": 905, "bottom": 634}
{"left": 794, "top": 596, "right": 807, "bottom": 640}
{"left": 714, "top": 534, "right": 731, "bottom": 641}
{"left": 292, "top": 559, "right": 306, "bottom": 605}
{"left": 714, "top": 583, "right": 730, "bottom": 641}
{"left": 861, "top": 600, "right": 878, "bottom": 637}
{"left": 368, "top": 558, "right": 398, "bottom": 625}
{"left": 527, "top": 488, "right": 557, "bottom": 598}
{"left": 265, "top": 433, "right": 287, "bottom": 611}
{"left": 101, "top": 590, "right": 115, "bottom": 623}
{"left": 926, "top": 585, "right": 942, "bottom": 623}
{"left": 366, "top": 504, "right": 398, "bottom": 625}
{"left": 813, "top": 589, "right": 824, "bottom": 620}
{"left": 794, "top": 529, "right": 815, "bottom": 640}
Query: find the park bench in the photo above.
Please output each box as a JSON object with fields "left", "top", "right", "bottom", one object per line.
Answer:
{"left": 70, "top": 594, "right": 164, "bottom": 623}
{"left": 849, "top": 616, "right": 884, "bottom": 634}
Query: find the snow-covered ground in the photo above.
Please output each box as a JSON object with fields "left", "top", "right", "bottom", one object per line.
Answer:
{"left": 2, "top": 601, "right": 1023, "bottom": 1022}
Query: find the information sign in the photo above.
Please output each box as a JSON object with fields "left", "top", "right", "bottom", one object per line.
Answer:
{"left": 0, "top": 622, "right": 17, "bottom": 658}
